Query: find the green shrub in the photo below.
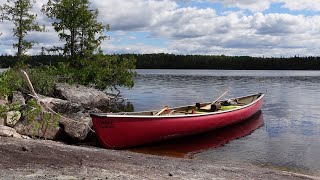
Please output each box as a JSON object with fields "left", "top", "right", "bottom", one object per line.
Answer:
{"left": 27, "top": 66, "right": 58, "bottom": 96}
{"left": 0, "top": 66, "right": 60, "bottom": 98}
{"left": 24, "top": 99, "right": 60, "bottom": 139}
{"left": 0, "top": 68, "right": 24, "bottom": 99}
{"left": 76, "top": 55, "right": 136, "bottom": 90}
{"left": 0, "top": 54, "right": 136, "bottom": 97}
{"left": 51, "top": 55, "right": 136, "bottom": 90}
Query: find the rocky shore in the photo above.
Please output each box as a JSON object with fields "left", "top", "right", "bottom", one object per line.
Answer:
{"left": 0, "top": 136, "right": 319, "bottom": 180}
{"left": 1, "top": 83, "right": 117, "bottom": 142}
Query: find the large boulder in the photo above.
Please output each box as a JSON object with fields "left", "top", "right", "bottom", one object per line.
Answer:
{"left": 12, "top": 97, "right": 70, "bottom": 140}
{"left": 59, "top": 112, "right": 92, "bottom": 140}
{"left": 39, "top": 96, "right": 95, "bottom": 140}
{"left": 39, "top": 96, "right": 84, "bottom": 114}
{"left": 54, "top": 83, "right": 114, "bottom": 108}
{"left": 14, "top": 114, "right": 64, "bottom": 140}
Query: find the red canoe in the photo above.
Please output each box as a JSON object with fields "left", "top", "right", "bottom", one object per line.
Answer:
{"left": 90, "top": 93, "right": 264, "bottom": 149}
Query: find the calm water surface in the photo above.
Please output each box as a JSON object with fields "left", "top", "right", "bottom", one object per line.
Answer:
{"left": 120, "top": 69, "right": 320, "bottom": 176}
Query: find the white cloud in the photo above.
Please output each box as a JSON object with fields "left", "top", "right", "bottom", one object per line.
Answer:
{"left": 1, "top": 0, "right": 320, "bottom": 57}
{"left": 207, "top": 0, "right": 320, "bottom": 12}
{"left": 101, "top": 41, "right": 168, "bottom": 54}
{"left": 93, "top": 0, "right": 178, "bottom": 31}
{"left": 281, "top": 0, "right": 320, "bottom": 11}
{"left": 209, "top": 0, "right": 274, "bottom": 12}
{"left": 250, "top": 13, "right": 308, "bottom": 35}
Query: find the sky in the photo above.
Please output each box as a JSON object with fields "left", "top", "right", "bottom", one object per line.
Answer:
{"left": 0, "top": 0, "right": 320, "bottom": 57}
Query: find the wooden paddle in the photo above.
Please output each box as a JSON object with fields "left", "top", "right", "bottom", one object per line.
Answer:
{"left": 154, "top": 106, "right": 170, "bottom": 116}
{"left": 200, "top": 89, "right": 229, "bottom": 111}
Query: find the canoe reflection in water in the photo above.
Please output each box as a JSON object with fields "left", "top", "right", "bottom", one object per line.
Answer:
{"left": 129, "top": 111, "right": 264, "bottom": 158}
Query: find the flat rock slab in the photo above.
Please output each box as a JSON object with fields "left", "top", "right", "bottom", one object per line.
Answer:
{"left": 0, "top": 136, "right": 318, "bottom": 180}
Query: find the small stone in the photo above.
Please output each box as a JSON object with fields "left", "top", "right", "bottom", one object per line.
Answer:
{"left": 12, "top": 91, "right": 25, "bottom": 105}
{"left": 168, "top": 172, "right": 173, "bottom": 176}
{"left": 22, "top": 146, "right": 30, "bottom": 152}
{"left": 6, "top": 111, "right": 21, "bottom": 127}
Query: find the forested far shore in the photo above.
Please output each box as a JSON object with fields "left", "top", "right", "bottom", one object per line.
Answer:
{"left": 1, "top": 54, "right": 320, "bottom": 70}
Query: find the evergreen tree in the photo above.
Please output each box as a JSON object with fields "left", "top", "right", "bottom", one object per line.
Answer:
{"left": 42, "top": 0, "right": 109, "bottom": 63}
{"left": 0, "top": 0, "right": 44, "bottom": 58}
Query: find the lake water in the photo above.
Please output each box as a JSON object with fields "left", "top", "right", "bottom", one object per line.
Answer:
{"left": 120, "top": 69, "right": 320, "bottom": 176}
{"left": 2, "top": 68, "right": 319, "bottom": 175}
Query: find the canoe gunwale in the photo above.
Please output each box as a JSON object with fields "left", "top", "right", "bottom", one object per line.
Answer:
{"left": 90, "top": 93, "right": 264, "bottom": 119}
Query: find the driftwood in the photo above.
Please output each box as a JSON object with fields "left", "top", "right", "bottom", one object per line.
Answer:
{"left": 20, "top": 70, "right": 38, "bottom": 100}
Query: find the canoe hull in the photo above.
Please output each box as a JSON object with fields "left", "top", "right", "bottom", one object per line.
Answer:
{"left": 91, "top": 93, "right": 264, "bottom": 149}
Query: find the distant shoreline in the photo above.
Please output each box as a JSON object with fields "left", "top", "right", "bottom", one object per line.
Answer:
{"left": 1, "top": 54, "right": 320, "bottom": 70}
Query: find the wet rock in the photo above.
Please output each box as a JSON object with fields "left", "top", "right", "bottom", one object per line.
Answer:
{"left": 11, "top": 91, "right": 25, "bottom": 105}
{"left": 54, "top": 83, "right": 114, "bottom": 108}
{"left": 0, "top": 125, "right": 30, "bottom": 139}
{"left": 6, "top": 111, "right": 21, "bottom": 127}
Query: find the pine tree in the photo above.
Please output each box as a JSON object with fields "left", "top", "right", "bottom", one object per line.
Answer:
{"left": 0, "top": 0, "right": 45, "bottom": 58}
{"left": 42, "top": 0, "right": 109, "bottom": 63}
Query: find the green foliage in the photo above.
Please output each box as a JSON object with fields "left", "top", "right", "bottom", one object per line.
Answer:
{"left": 75, "top": 55, "right": 136, "bottom": 90}
{"left": 52, "top": 55, "right": 136, "bottom": 90}
{"left": 0, "top": 102, "right": 20, "bottom": 118}
{"left": 0, "top": 68, "right": 24, "bottom": 99}
{"left": 24, "top": 99, "right": 60, "bottom": 139}
{"left": 0, "top": 55, "right": 136, "bottom": 96}
{"left": 25, "top": 98, "right": 42, "bottom": 123}
{"left": 27, "top": 66, "right": 58, "bottom": 96}
{"left": 42, "top": 0, "right": 109, "bottom": 61}
{"left": 0, "top": 0, "right": 45, "bottom": 57}
{"left": 0, "top": 66, "right": 59, "bottom": 98}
